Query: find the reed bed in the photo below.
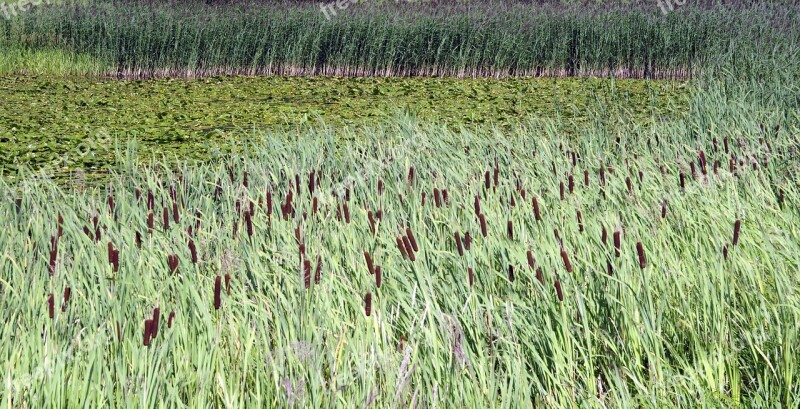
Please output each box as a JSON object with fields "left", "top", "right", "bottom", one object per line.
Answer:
{"left": 1, "top": 92, "right": 798, "bottom": 406}
{"left": 1, "top": 0, "right": 798, "bottom": 78}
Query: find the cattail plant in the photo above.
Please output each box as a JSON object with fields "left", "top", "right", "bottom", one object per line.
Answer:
{"left": 474, "top": 195, "right": 481, "bottom": 217}
{"left": 313, "top": 255, "right": 322, "bottom": 284}
{"left": 484, "top": 170, "right": 491, "bottom": 189}
{"left": 47, "top": 293, "right": 54, "bottom": 319}
{"left": 613, "top": 231, "right": 621, "bottom": 257}
{"left": 364, "top": 251, "right": 375, "bottom": 275}
{"left": 536, "top": 267, "right": 543, "bottom": 284}
{"left": 167, "top": 311, "right": 175, "bottom": 328}
{"left": 508, "top": 265, "right": 515, "bottom": 282}
{"left": 560, "top": 249, "right": 573, "bottom": 273}
{"left": 464, "top": 232, "right": 471, "bottom": 251}
{"left": 468, "top": 266, "right": 474, "bottom": 287}
{"left": 152, "top": 307, "right": 160, "bottom": 338}
{"left": 375, "top": 266, "right": 382, "bottom": 288}
{"left": 173, "top": 201, "right": 180, "bottom": 224}
{"left": 163, "top": 207, "right": 170, "bottom": 230}
{"left": 636, "top": 242, "right": 646, "bottom": 269}
{"left": 189, "top": 239, "right": 198, "bottom": 264}
{"left": 368, "top": 211, "right": 376, "bottom": 235}
{"left": 679, "top": 172, "right": 686, "bottom": 190}
{"left": 554, "top": 279, "right": 563, "bottom": 301}
{"left": 143, "top": 319, "right": 152, "bottom": 347}
{"left": 402, "top": 236, "right": 416, "bottom": 261}
{"left": 527, "top": 250, "right": 535, "bottom": 269}
{"left": 165, "top": 254, "right": 179, "bottom": 274}
{"left": 147, "top": 211, "right": 154, "bottom": 233}
{"left": 396, "top": 236, "right": 408, "bottom": 259}
{"left": 559, "top": 181, "right": 565, "bottom": 200}
{"left": 507, "top": 220, "right": 514, "bottom": 240}
{"left": 626, "top": 176, "right": 632, "bottom": 194}
{"left": 532, "top": 197, "right": 541, "bottom": 221}
{"left": 584, "top": 170, "right": 589, "bottom": 187}
{"left": 576, "top": 210, "right": 583, "bottom": 232}
{"left": 147, "top": 190, "right": 154, "bottom": 210}
{"left": 408, "top": 166, "right": 415, "bottom": 186}
{"left": 601, "top": 227, "right": 608, "bottom": 245}
{"left": 732, "top": 219, "right": 741, "bottom": 246}
{"left": 304, "top": 260, "right": 311, "bottom": 289}
{"left": 244, "top": 210, "right": 253, "bottom": 237}
{"left": 607, "top": 259, "right": 613, "bottom": 276}
{"left": 365, "top": 292, "right": 372, "bottom": 317}
{"left": 61, "top": 287, "right": 71, "bottom": 312}
{"left": 454, "top": 231, "right": 464, "bottom": 256}
{"left": 479, "top": 213, "right": 487, "bottom": 237}
{"left": 343, "top": 202, "right": 350, "bottom": 224}
{"left": 214, "top": 276, "right": 222, "bottom": 310}
{"left": 568, "top": 174, "right": 574, "bottom": 194}
{"left": 406, "top": 228, "right": 418, "bottom": 252}
{"left": 433, "top": 188, "right": 442, "bottom": 208}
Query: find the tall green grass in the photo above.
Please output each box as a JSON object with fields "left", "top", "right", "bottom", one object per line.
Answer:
{"left": 1, "top": 0, "right": 797, "bottom": 78}
{"left": 1, "top": 83, "right": 798, "bottom": 406}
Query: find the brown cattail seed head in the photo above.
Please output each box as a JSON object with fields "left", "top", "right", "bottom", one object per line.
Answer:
{"left": 304, "top": 260, "right": 311, "bottom": 289}
{"left": 47, "top": 293, "right": 54, "bottom": 319}
{"left": 406, "top": 228, "right": 419, "bottom": 252}
{"left": 402, "top": 236, "right": 416, "bottom": 262}
{"left": 636, "top": 242, "right": 646, "bottom": 269}
{"left": 364, "top": 251, "right": 375, "bottom": 275}
{"left": 532, "top": 197, "right": 541, "bottom": 222}
{"left": 733, "top": 219, "right": 741, "bottom": 246}
{"left": 613, "top": 231, "right": 621, "bottom": 257}
{"left": 554, "top": 279, "right": 563, "bottom": 301}
{"left": 468, "top": 266, "right": 474, "bottom": 287}
{"left": 454, "top": 231, "right": 464, "bottom": 256}
{"left": 143, "top": 319, "right": 152, "bottom": 347}
{"left": 61, "top": 287, "right": 71, "bottom": 312}
{"left": 479, "top": 213, "right": 488, "bottom": 237}
{"left": 213, "top": 276, "right": 222, "bottom": 310}
{"left": 560, "top": 250, "right": 573, "bottom": 273}
{"left": 375, "top": 266, "right": 382, "bottom": 288}
{"left": 163, "top": 207, "right": 170, "bottom": 230}
{"left": 365, "top": 292, "right": 372, "bottom": 317}
{"left": 167, "top": 311, "right": 175, "bottom": 328}
{"left": 507, "top": 220, "right": 514, "bottom": 240}
{"left": 396, "top": 237, "right": 407, "bottom": 259}
{"left": 315, "top": 255, "right": 322, "bottom": 284}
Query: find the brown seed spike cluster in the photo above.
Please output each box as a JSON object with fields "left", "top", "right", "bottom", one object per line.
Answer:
{"left": 560, "top": 249, "right": 573, "bottom": 273}
{"left": 213, "top": 276, "right": 222, "bottom": 310}
{"left": 636, "top": 242, "right": 646, "bottom": 269}
{"left": 468, "top": 266, "right": 474, "bottom": 287}
{"left": 364, "top": 251, "right": 375, "bottom": 275}
{"left": 365, "top": 292, "right": 372, "bottom": 317}
{"left": 479, "top": 214, "right": 488, "bottom": 237}
{"left": 613, "top": 231, "right": 621, "bottom": 258}
{"left": 454, "top": 231, "right": 464, "bottom": 256}
{"left": 507, "top": 220, "right": 514, "bottom": 240}
{"left": 732, "top": 219, "right": 742, "bottom": 246}
{"left": 554, "top": 279, "right": 563, "bottom": 301}
{"left": 375, "top": 266, "right": 382, "bottom": 288}
{"left": 532, "top": 197, "right": 541, "bottom": 222}
{"left": 304, "top": 260, "right": 311, "bottom": 289}
{"left": 406, "top": 228, "right": 419, "bottom": 252}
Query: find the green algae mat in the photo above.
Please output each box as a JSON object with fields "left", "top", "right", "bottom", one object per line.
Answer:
{"left": 0, "top": 75, "right": 687, "bottom": 177}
